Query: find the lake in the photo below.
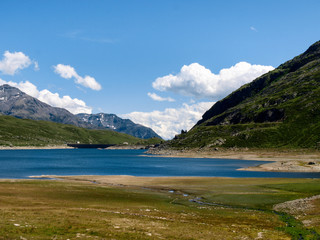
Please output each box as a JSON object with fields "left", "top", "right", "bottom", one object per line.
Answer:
{"left": 0, "top": 149, "right": 319, "bottom": 179}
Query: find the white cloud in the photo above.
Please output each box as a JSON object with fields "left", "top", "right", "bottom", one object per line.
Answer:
{"left": 121, "top": 102, "right": 214, "bottom": 140}
{"left": 0, "top": 51, "right": 38, "bottom": 75}
{"left": 250, "top": 26, "right": 258, "bottom": 32}
{"left": 54, "top": 64, "right": 102, "bottom": 91}
{"left": 37, "top": 90, "right": 91, "bottom": 114}
{"left": 147, "top": 92, "right": 175, "bottom": 102}
{"left": 34, "top": 61, "right": 40, "bottom": 71}
{"left": 152, "top": 62, "right": 274, "bottom": 100}
{"left": 0, "top": 79, "right": 92, "bottom": 114}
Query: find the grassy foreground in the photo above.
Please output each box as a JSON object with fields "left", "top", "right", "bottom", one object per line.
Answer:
{"left": 0, "top": 177, "right": 320, "bottom": 239}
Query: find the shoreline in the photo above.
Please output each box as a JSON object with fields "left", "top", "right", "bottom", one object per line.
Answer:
{"left": 26, "top": 175, "right": 253, "bottom": 186}
{"left": 0, "top": 145, "right": 319, "bottom": 172}
{"left": 147, "top": 148, "right": 320, "bottom": 172}
{"left": 0, "top": 144, "right": 147, "bottom": 150}
{"left": 0, "top": 145, "right": 73, "bottom": 150}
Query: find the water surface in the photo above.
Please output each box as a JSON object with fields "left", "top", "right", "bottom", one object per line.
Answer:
{"left": 0, "top": 149, "right": 319, "bottom": 178}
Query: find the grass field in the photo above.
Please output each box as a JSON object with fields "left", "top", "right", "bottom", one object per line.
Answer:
{"left": 0, "top": 177, "right": 319, "bottom": 239}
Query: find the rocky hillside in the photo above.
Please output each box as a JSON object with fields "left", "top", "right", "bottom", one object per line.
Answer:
{"left": 0, "top": 84, "right": 89, "bottom": 127}
{"left": 77, "top": 113, "right": 162, "bottom": 139}
{"left": 167, "top": 40, "right": 320, "bottom": 149}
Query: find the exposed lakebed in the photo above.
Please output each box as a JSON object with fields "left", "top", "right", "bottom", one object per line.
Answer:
{"left": 0, "top": 149, "right": 319, "bottom": 178}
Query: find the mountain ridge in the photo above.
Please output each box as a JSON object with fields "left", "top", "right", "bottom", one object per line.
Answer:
{"left": 0, "top": 114, "right": 160, "bottom": 147}
{"left": 197, "top": 40, "right": 320, "bottom": 126}
{"left": 0, "top": 84, "right": 161, "bottom": 139}
{"left": 77, "top": 113, "right": 162, "bottom": 139}
{"left": 166, "top": 40, "right": 320, "bottom": 149}
{"left": 0, "top": 84, "right": 89, "bottom": 127}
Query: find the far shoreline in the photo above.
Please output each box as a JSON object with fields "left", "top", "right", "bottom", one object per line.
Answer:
{"left": 147, "top": 148, "right": 320, "bottom": 172}
{"left": 0, "top": 145, "right": 73, "bottom": 150}
{"left": 0, "top": 144, "right": 148, "bottom": 150}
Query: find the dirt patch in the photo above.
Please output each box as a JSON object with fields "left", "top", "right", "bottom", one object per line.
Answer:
{"left": 274, "top": 195, "right": 320, "bottom": 215}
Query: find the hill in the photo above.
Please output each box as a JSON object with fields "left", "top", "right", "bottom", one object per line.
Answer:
{"left": 166, "top": 40, "right": 320, "bottom": 149}
{"left": 0, "top": 115, "right": 160, "bottom": 147}
{"left": 77, "top": 113, "right": 162, "bottom": 139}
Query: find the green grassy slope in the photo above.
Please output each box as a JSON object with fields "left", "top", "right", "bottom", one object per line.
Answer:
{"left": 167, "top": 41, "right": 320, "bottom": 149}
{"left": 0, "top": 115, "right": 160, "bottom": 146}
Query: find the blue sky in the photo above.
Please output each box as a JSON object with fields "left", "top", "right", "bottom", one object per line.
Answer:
{"left": 0, "top": 0, "right": 319, "bottom": 139}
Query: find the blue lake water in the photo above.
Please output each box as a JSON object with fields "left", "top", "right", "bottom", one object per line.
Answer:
{"left": 0, "top": 149, "right": 319, "bottom": 179}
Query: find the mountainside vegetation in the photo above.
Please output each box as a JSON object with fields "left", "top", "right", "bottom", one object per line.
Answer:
{"left": 166, "top": 40, "right": 320, "bottom": 149}
{"left": 0, "top": 115, "right": 160, "bottom": 147}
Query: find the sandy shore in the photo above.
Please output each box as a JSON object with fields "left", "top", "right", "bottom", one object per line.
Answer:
{"left": 238, "top": 160, "right": 320, "bottom": 172}
{"left": 29, "top": 175, "right": 233, "bottom": 186}
{"left": 148, "top": 148, "right": 320, "bottom": 172}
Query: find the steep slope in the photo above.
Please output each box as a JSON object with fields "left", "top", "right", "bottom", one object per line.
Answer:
{"left": 0, "top": 115, "right": 158, "bottom": 147}
{"left": 77, "top": 113, "right": 162, "bottom": 139}
{"left": 167, "top": 40, "right": 320, "bottom": 149}
{"left": 0, "top": 84, "right": 88, "bottom": 127}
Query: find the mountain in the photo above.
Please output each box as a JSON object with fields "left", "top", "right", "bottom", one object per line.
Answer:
{"left": 77, "top": 113, "right": 162, "bottom": 139}
{"left": 0, "top": 115, "right": 159, "bottom": 147}
{"left": 0, "top": 84, "right": 161, "bottom": 140}
{"left": 167, "top": 40, "right": 320, "bottom": 149}
{"left": 0, "top": 84, "right": 88, "bottom": 127}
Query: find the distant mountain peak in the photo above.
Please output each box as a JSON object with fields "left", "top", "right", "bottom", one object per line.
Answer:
{"left": 77, "top": 113, "right": 162, "bottom": 139}
{"left": 0, "top": 84, "right": 161, "bottom": 140}
{"left": 0, "top": 84, "right": 89, "bottom": 127}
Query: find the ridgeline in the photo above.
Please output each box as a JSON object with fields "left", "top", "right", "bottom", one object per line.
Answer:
{"left": 0, "top": 115, "right": 161, "bottom": 147}
{"left": 166, "top": 40, "right": 320, "bottom": 149}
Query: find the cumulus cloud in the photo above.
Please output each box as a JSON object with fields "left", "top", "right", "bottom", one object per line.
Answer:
{"left": 147, "top": 92, "right": 175, "bottom": 102}
{"left": 0, "top": 79, "right": 92, "bottom": 114}
{"left": 152, "top": 62, "right": 274, "bottom": 100}
{"left": 0, "top": 51, "right": 38, "bottom": 75}
{"left": 54, "top": 64, "right": 102, "bottom": 91}
{"left": 121, "top": 102, "right": 214, "bottom": 140}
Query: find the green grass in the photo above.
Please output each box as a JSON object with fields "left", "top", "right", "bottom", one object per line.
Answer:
{"left": 0, "top": 177, "right": 319, "bottom": 239}
{"left": 0, "top": 115, "right": 162, "bottom": 147}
